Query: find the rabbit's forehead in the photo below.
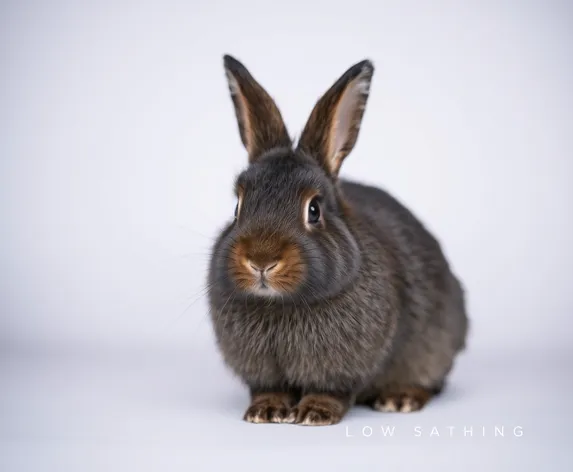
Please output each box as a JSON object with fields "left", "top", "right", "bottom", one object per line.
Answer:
{"left": 237, "top": 155, "right": 330, "bottom": 199}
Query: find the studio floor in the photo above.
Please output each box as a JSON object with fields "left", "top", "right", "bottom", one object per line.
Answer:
{"left": 1, "top": 341, "right": 571, "bottom": 471}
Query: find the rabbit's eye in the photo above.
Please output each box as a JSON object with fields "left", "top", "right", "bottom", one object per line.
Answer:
{"left": 307, "top": 197, "right": 321, "bottom": 224}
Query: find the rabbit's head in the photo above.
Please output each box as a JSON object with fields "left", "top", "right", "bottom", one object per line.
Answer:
{"left": 211, "top": 55, "right": 374, "bottom": 303}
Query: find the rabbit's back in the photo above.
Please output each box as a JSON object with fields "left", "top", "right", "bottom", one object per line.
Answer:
{"left": 341, "top": 179, "right": 444, "bottom": 259}
{"left": 341, "top": 179, "right": 469, "bottom": 392}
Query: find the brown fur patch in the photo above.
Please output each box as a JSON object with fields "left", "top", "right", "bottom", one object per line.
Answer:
{"left": 287, "top": 393, "right": 351, "bottom": 426}
{"left": 229, "top": 239, "right": 255, "bottom": 292}
{"left": 268, "top": 242, "right": 304, "bottom": 293}
{"left": 244, "top": 392, "right": 296, "bottom": 424}
{"left": 229, "top": 234, "right": 304, "bottom": 294}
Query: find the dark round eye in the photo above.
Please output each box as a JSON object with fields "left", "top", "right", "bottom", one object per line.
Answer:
{"left": 307, "top": 197, "right": 321, "bottom": 224}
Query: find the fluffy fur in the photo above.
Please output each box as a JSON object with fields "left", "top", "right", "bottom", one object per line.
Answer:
{"left": 207, "top": 55, "right": 469, "bottom": 426}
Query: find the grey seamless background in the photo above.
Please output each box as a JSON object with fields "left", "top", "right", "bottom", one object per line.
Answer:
{"left": 1, "top": 1, "right": 572, "bottom": 471}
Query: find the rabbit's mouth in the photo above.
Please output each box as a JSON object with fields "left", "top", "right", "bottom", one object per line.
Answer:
{"left": 259, "top": 277, "right": 269, "bottom": 289}
{"left": 246, "top": 270, "right": 283, "bottom": 298}
{"left": 250, "top": 284, "right": 282, "bottom": 298}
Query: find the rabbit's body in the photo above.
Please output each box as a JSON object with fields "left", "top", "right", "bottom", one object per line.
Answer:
{"left": 208, "top": 55, "right": 468, "bottom": 425}
{"left": 210, "top": 176, "right": 467, "bottom": 402}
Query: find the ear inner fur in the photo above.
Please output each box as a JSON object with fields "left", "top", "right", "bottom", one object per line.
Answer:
{"left": 223, "top": 55, "right": 292, "bottom": 162}
{"left": 297, "top": 60, "right": 374, "bottom": 177}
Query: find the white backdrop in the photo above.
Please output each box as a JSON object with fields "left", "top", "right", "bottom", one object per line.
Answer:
{"left": 1, "top": 1, "right": 572, "bottom": 470}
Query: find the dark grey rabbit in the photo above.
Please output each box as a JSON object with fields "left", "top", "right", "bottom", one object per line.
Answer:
{"left": 208, "top": 54, "right": 469, "bottom": 426}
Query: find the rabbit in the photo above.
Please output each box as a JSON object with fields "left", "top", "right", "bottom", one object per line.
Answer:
{"left": 207, "top": 54, "right": 469, "bottom": 426}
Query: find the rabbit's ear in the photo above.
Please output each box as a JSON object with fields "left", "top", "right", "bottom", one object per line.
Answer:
{"left": 223, "top": 55, "right": 291, "bottom": 162}
{"left": 297, "top": 60, "right": 374, "bottom": 177}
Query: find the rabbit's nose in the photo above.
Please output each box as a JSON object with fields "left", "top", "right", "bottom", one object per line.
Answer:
{"left": 247, "top": 260, "right": 278, "bottom": 274}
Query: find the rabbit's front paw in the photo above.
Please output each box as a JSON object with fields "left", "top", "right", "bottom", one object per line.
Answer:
{"left": 287, "top": 393, "right": 349, "bottom": 426}
{"left": 243, "top": 392, "right": 294, "bottom": 424}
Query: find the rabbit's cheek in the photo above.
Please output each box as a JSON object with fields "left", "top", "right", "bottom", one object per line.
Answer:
{"left": 265, "top": 243, "right": 304, "bottom": 294}
{"left": 228, "top": 241, "right": 257, "bottom": 292}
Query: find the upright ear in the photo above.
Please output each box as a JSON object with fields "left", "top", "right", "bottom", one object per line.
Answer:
{"left": 296, "top": 60, "right": 374, "bottom": 177}
{"left": 223, "top": 55, "right": 292, "bottom": 162}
